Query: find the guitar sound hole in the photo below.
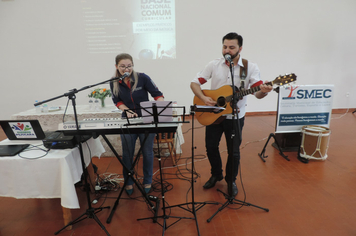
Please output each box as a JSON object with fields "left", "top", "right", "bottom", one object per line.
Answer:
{"left": 217, "top": 97, "right": 226, "bottom": 107}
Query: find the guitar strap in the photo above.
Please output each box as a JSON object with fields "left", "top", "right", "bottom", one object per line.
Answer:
{"left": 239, "top": 58, "right": 248, "bottom": 90}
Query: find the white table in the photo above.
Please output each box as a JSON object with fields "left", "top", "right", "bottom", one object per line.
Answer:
{"left": 0, "top": 138, "right": 104, "bottom": 208}
{"left": 0, "top": 138, "right": 105, "bottom": 227}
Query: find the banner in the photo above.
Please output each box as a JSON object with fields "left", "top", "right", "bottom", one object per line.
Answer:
{"left": 276, "top": 85, "right": 334, "bottom": 133}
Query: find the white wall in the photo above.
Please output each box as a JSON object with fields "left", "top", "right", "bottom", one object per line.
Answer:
{"left": 1, "top": 0, "right": 355, "bottom": 120}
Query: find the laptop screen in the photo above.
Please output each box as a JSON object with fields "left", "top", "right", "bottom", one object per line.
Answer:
{"left": 0, "top": 120, "right": 46, "bottom": 140}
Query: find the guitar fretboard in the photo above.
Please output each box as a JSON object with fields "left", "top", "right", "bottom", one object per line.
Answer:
{"left": 227, "top": 81, "right": 273, "bottom": 100}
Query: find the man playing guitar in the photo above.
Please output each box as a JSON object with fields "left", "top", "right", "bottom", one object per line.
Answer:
{"left": 190, "top": 32, "right": 272, "bottom": 196}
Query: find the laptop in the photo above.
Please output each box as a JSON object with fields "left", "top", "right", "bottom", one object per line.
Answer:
{"left": 140, "top": 101, "right": 173, "bottom": 124}
{"left": 0, "top": 120, "right": 48, "bottom": 140}
{"left": 0, "top": 120, "right": 50, "bottom": 156}
{"left": 0, "top": 144, "right": 30, "bottom": 157}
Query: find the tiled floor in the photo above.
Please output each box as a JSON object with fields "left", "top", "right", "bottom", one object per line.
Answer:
{"left": 0, "top": 111, "right": 355, "bottom": 236}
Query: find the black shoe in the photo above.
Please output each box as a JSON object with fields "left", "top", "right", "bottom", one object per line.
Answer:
{"left": 227, "top": 182, "right": 238, "bottom": 197}
{"left": 203, "top": 175, "right": 223, "bottom": 189}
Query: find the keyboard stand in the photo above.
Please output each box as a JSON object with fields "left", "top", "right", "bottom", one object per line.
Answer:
{"left": 103, "top": 132, "right": 159, "bottom": 224}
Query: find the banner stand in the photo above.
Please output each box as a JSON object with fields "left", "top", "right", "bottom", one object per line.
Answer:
{"left": 258, "top": 133, "right": 290, "bottom": 162}
{"left": 260, "top": 84, "right": 334, "bottom": 163}
{"left": 272, "top": 132, "right": 302, "bottom": 152}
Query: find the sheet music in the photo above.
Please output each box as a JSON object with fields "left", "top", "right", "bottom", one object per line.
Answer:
{"left": 140, "top": 101, "right": 173, "bottom": 124}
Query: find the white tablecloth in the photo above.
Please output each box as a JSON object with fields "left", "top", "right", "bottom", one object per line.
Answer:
{"left": 0, "top": 138, "right": 105, "bottom": 209}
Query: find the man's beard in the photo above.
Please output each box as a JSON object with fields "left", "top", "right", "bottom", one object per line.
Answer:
{"left": 223, "top": 51, "right": 240, "bottom": 60}
{"left": 230, "top": 51, "right": 240, "bottom": 60}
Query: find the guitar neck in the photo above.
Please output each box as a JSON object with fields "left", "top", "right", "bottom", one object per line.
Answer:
{"left": 238, "top": 86, "right": 261, "bottom": 97}
{"left": 228, "top": 81, "right": 272, "bottom": 100}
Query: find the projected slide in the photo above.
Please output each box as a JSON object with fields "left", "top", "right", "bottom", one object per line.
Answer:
{"left": 82, "top": 0, "right": 176, "bottom": 60}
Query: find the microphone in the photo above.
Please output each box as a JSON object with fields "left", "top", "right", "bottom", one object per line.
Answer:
{"left": 107, "top": 71, "right": 130, "bottom": 84}
{"left": 119, "top": 72, "right": 130, "bottom": 80}
{"left": 224, "top": 54, "right": 233, "bottom": 63}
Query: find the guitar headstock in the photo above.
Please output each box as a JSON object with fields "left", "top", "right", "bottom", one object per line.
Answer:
{"left": 272, "top": 73, "right": 297, "bottom": 86}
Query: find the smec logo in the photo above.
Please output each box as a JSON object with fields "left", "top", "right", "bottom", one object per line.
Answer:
{"left": 296, "top": 89, "right": 332, "bottom": 99}
{"left": 282, "top": 85, "right": 299, "bottom": 100}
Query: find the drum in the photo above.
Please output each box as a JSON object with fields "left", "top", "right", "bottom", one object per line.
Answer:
{"left": 300, "top": 125, "right": 331, "bottom": 160}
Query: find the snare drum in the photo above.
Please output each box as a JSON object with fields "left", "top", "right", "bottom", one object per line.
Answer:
{"left": 300, "top": 125, "right": 331, "bottom": 160}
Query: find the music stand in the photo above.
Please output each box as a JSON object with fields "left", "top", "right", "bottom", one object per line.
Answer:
{"left": 164, "top": 105, "right": 220, "bottom": 236}
{"left": 34, "top": 82, "right": 112, "bottom": 235}
{"left": 207, "top": 59, "right": 269, "bottom": 223}
{"left": 136, "top": 102, "right": 195, "bottom": 236}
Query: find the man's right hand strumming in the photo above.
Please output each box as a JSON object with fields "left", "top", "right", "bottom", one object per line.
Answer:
{"left": 201, "top": 96, "right": 217, "bottom": 106}
{"left": 190, "top": 82, "right": 217, "bottom": 106}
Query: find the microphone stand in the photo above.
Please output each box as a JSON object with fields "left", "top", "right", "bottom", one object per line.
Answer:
{"left": 207, "top": 57, "right": 269, "bottom": 223}
{"left": 34, "top": 76, "right": 124, "bottom": 108}
{"left": 34, "top": 78, "right": 120, "bottom": 235}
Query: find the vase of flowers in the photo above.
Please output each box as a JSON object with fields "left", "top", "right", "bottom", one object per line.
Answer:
{"left": 88, "top": 88, "right": 112, "bottom": 108}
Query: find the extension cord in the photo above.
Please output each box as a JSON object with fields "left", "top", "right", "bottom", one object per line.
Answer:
{"left": 148, "top": 195, "right": 158, "bottom": 202}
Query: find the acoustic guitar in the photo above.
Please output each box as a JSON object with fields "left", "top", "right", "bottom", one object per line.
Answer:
{"left": 193, "top": 73, "right": 297, "bottom": 126}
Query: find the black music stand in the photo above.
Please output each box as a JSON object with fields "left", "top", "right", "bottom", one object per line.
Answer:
{"left": 164, "top": 105, "right": 220, "bottom": 236}
{"left": 136, "top": 102, "right": 195, "bottom": 236}
{"left": 103, "top": 101, "right": 185, "bottom": 227}
{"left": 35, "top": 87, "right": 111, "bottom": 235}
{"left": 207, "top": 59, "right": 269, "bottom": 223}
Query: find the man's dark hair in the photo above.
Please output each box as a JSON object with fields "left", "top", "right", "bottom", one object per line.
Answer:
{"left": 222, "top": 32, "right": 243, "bottom": 47}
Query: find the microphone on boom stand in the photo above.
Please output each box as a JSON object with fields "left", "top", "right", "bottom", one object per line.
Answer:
{"left": 224, "top": 54, "right": 233, "bottom": 63}
{"left": 118, "top": 72, "right": 130, "bottom": 81}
